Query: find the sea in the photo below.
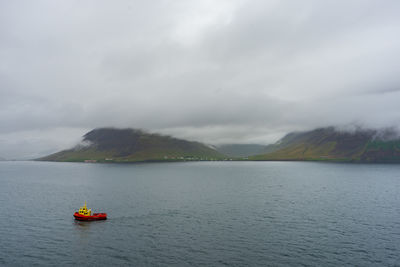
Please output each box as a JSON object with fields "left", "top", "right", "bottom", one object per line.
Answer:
{"left": 1, "top": 161, "right": 400, "bottom": 266}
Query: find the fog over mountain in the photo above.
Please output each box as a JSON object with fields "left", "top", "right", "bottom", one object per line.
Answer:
{"left": 1, "top": 0, "right": 400, "bottom": 158}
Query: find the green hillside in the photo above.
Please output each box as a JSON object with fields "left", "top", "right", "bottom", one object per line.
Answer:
{"left": 214, "top": 144, "right": 267, "bottom": 158}
{"left": 39, "top": 128, "right": 225, "bottom": 162}
{"left": 251, "top": 127, "right": 400, "bottom": 162}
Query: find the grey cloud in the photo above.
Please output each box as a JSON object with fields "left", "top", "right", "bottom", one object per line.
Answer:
{"left": 1, "top": 0, "right": 400, "bottom": 158}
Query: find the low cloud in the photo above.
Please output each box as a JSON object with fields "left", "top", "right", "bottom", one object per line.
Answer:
{"left": 1, "top": 0, "right": 400, "bottom": 158}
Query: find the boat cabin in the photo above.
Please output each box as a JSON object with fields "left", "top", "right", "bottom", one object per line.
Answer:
{"left": 78, "top": 201, "right": 92, "bottom": 216}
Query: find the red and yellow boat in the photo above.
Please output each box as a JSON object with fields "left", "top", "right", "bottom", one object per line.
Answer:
{"left": 73, "top": 201, "right": 107, "bottom": 221}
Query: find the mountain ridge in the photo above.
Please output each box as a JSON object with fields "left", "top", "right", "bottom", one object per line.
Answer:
{"left": 38, "top": 126, "right": 400, "bottom": 163}
{"left": 251, "top": 127, "right": 400, "bottom": 162}
{"left": 39, "top": 128, "right": 225, "bottom": 162}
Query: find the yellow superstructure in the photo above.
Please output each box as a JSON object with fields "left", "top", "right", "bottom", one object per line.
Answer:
{"left": 78, "top": 201, "right": 92, "bottom": 216}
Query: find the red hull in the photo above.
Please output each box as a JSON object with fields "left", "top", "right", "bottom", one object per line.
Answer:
{"left": 74, "top": 212, "right": 107, "bottom": 221}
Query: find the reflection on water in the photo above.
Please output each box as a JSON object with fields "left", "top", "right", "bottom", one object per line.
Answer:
{"left": 74, "top": 220, "right": 107, "bottom": 228}
{"left": 73, "top": 220, "right": 93, "bottom": 233}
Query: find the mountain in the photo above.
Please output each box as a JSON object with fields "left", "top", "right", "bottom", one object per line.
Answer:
{"left": 215, "top": 144, "right": 267, "bottom": 158}
{"left": 39, "top": 128, "right": 225, "bottom": 162}
{"left": 251, "top": 127, "right": 400, "bottom": 162}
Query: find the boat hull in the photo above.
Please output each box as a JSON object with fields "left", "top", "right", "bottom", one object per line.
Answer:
{"left": 74, "top": 212, "right": 107, "bottom": 221}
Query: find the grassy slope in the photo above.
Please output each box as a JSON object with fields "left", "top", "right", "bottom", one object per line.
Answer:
{"left": 361, "top": 140, "right": 400, "bottom": 162}
{"left": 39, "top": 128, "right": 224, "bottom": 162}
{"left": 251, "top": 127, "right": 400, "bottom": 162}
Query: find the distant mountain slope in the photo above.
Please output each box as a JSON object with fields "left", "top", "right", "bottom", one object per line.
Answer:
{"left": 39, "top": 128, "right": 224, "bottom": 162}
{"left": 215, "top": 144, "right": 267, "bottom": 158}
{"left": 251, "top": 127, "right": 400, "bottom": 162}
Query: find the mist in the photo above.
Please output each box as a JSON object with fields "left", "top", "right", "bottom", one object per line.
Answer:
{"left": 1, "top": 0, "right": 400, "bottom": 158}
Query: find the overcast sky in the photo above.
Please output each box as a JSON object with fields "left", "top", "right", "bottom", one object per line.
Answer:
{"left": 1, "top": 0, "right": 400, "bottom": 158}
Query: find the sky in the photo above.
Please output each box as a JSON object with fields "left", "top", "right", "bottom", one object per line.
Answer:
{"left": 1, "top": 0, "right": 400, "bottom": 159}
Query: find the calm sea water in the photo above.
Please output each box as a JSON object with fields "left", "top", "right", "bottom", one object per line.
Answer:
{"left": 1, "top": 161, "right": 400, "bottom": 266}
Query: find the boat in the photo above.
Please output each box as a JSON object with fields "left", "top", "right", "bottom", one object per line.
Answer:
{"left": 73, "top": 201, "right": 107, "bottom": 221}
